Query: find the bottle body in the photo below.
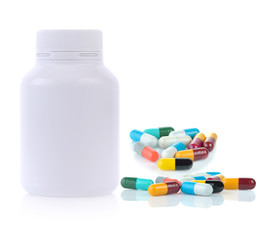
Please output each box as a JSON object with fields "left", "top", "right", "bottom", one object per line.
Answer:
{"left": 21, "top": 62, "right": 119, "bottom": 196}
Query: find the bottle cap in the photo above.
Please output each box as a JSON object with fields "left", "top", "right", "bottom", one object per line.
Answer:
{"left": 36, "top": 30, "right": 103, "bottom": 60}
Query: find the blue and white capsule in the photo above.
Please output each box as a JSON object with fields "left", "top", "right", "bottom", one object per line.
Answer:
{"left": 161, "top": 142, "right": 186, "bottom": 158}
{"left": 181, "top": 182, "right": 213, "bottom": 196}
{"left": 179, "top": 176, "right": 207, "bottom": 183}
{"left": 169, "top": 128, "right": 200, "bottom": 139}
{"left": 130, "top": 129, "right": 158, "bottom": 148}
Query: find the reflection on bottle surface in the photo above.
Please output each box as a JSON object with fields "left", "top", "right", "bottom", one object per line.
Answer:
{"left": 148, "top": 194, "right": 180, "bottom": 207}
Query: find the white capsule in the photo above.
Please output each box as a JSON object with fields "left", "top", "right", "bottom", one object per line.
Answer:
{"left": 161, "top": 146, "right": 177, "bottom": 158}
{"left": 169, "top": 130, "right": 186, "bottom": 137}
{"left": 194, "top": 183, "right": 213, "bottom": 196}
{"left": 158, "top": 135, "right": 192, "bottom": 149}
{"left": 161, "top": 141, "right": 186, "bottom": 158}
{"left": 140, "top": 133, "right": 158, "bottom": 147}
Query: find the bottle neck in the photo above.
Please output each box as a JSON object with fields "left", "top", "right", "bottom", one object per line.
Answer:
{"left": 36, "top": 51, "right": 103, "bottom": 64}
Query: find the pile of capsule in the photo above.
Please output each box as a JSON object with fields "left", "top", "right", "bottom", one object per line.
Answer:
{"left": 121, "top": 173, "right": 256, "bottom": 197}
{"left": 130, "top": 127, "right": 217, "bottom": 170}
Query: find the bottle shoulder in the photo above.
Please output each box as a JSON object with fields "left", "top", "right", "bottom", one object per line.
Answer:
{"left": 21, "top": 63, "right": 118, "bottom": 88}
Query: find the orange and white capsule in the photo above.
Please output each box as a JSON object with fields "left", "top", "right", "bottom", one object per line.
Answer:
{"left": 134, "top": 142, "right": 159, "bottom": 162}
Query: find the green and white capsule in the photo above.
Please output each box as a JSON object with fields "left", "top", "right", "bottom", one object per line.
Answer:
{"left": 144, "top": 127, "right": 174, "bottom": 139}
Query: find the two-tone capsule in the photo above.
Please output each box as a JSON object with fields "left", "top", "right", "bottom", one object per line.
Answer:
{"left": 130, "top": 129, "right": 157, "bottom": 147}
{"left": 148, "top": 182, "right": 180, "bottom": 196}
{"left": 188, "top": 133, "right": 206, "bottom": 149}
{"left": 134, "top": 142, "right": 159, "bottom": 162}
{"left": 155, "top": 176, "right": 181, "bottom": 185}
{"left": 203, "top": 132, "right": 218, "bottom": 152}
{"left": 193, "top": 180, "right": 224, "bottom": 193}
{"left": 179, "top": 176, "right": 208, "bottom": 183}
{"left": 144, "top": 127, "right": 174, "bottom": 139}
{"left": 121, "top": 177, "right": 154, "bottom": 190}
{"left": 161, "top": 142, "right": 186, "bottom": 158}
{"left": 169, "top": 128, "right": 200, "bottom": 139}
{"left": 175, "top": 148, "right": 209, "bottom": 161}
{"left": 223, "top": 178, "right": 256, "bottom": 190}
{"left": 158, "top": 135, "right": 192, "bottom": 149}
{"left": 157, "top": 158, "right": 193, "bottom": 170}
{"left": 181, "top": 182, "right": 213, "bottom": 196}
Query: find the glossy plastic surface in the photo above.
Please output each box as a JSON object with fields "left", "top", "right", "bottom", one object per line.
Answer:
{"left": 169, "top": 128, "right": 199, "bottom": 138}
{"left": 193, "top": 180, "right": 224, "bottom": 193}
{"left": 144, "top": 127, "right": 174, "bottom": 139}
{"left": 181, "top": 182, "right": 213, "bottom": 196}
{"left": 130, "top": 129, "right": 143, "bottom": 142}
{"left": 157, "top": 158, "right": 193, "bottom": 170}
{"left": 142, "top": 146, "right": 159, "bottom": 162}
{"left": 175, "top": 148, "right": 209, "bottom": 161}
{"left": 161, "top": 142, "right": 186, "bottom": 158}
{"left": 121, "top": 177, "right": 154, "bottom": 190}
{"left": 203, "top": 133, "right": 218, "bottom": 152}
{"left": 188, "top": 133, "right": 206, "bottom": 149}
{"left": 158, "top": 135, "right": 192, "bottom": 149}
{"left": 223, "top": 178, "right": 256, "bottom": 190}
{"left": 148, "top": 182, "right": 180, "bottom": 196}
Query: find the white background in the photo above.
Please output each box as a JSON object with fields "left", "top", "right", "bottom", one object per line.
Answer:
{"left": 0, "top": 0, "right": 267, "bottom": 239}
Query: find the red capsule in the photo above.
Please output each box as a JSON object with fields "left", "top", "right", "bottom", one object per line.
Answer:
{"left": 188, "top": 133, "right": 206, "bottom": 149}
{"left": 203, "top": 132, "right": 218, "bottom": 152}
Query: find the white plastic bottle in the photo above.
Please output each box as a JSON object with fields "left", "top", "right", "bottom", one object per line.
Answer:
{"left": 20, "top": 30, "right": 119, "bottom": 196}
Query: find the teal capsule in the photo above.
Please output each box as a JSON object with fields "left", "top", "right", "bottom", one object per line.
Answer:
{"left": 144, "top": 127, "right": 174, "bottom": 139}
{"left": 121, "top": 177, "right": 154, "bottom": 190}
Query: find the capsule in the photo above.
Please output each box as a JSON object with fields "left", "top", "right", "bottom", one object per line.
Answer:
{"left": 121, "top": 177, "right": 154, "bottom": 190}
{"left": 144, "top": 127, "right": 174, "bottom": 139}
{"left": 157, "top": 158, "right": 193, "bottom": 170}
{"left": 207, "top": 174, "right": 225, "bottom": 181}
{"left": 223, "top": 178, "right": 256, "bottom": 190}
{"left": 148, "top": 182, "right": 180, "bottom": 196}
{"left": 158, "top": 135, "right": 192, "bottom": 149}
{"left": 161, "top": 142, "right": 186, "bottom": 158}
{"left": 188, "top": 133, "right": 206, "bottom": 149}
{"left": 203, "top": 132, "right": 218, "bottom": 152}
{"left": 175, "top": 148, "right": 209, "bottom": 161}
{"left": 179, "top": 176, "right": 207, "bottom": 183}
{"left": 130, "top": 129, "right": 157, "bottom": 147}
{"left": 181, "top": 182, "right": 213, "bottom": 196}
{"left": 155, "top": 176, "right": 181, "bottom": 185}
{"left": 169, "top": 128, "right": 199, "bottom": 138}
{"left": 134, "top": 142, "right": 159, "bottom": 162}
{"left": 193, "top": 180, "right": 224, "bottom": 193}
